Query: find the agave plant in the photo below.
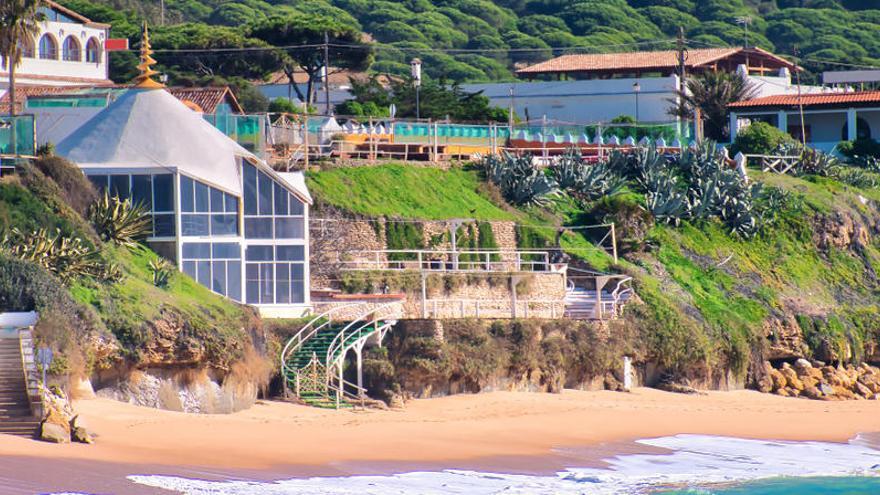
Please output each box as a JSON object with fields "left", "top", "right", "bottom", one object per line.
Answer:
{"left": 0, "top": 227, "right": 114, "bottom": 282}
{"left": 550, "top": 149, "right": 625, "bottom": 202}
{"left": 149, "top": 258, "right": 174, "bottom": 288}
{"left": 795, "top": 148, "right": 839, "bottom": 178}
{"left": 838, "top": 168, "right": 879, "bottom": 189}
{"left": 483, "top": 153, "right": 558, "bottom": 206}
{"left": 89, "top": 193, "right": 152, "bottom": 247}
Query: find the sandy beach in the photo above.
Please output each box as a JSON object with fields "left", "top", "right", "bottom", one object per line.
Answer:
{"left": 1, "top": 388, "right": 879, "bottom": 493}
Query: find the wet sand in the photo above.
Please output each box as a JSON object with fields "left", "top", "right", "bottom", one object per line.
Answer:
{"left": 1, "top": 388, "right": 879, "bottom": 494}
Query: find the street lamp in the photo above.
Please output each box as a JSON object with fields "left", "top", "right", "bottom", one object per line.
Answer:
{"left": 411, "top": 58, "right": 422, "bottom": 120}
{"left": 632, "top": 81, "right": 641, "bottom": 123}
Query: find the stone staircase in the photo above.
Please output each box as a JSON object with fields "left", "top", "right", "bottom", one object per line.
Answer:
{"left": 563, "top": 287, "right": 632, "bottom": 320}
{"left": 0, "top": 334, "right": 40, "bottom": 437}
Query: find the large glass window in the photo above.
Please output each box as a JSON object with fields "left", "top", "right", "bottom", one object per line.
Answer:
{"left": 38, "top": 34, "right": 57, "bottom": 60}
{"left": 242, "top": 162, "right": 305, "bottom": 240}
{"left": 182, "top": 242, "right": 242, "bottom": 302}
{"left": 88, "top": 173, "right": 175, "bottom": 237}
{"left": 85, "top": 38, "right": 100, "bottom": 63}
{"left": 244, "top": 245, "right": 306, "bottom": 305}
{"left": 62, "top": 36, "right": 81, "bottom": 61}
{"left": 180, "top": 175, "right": 239, "bottom": 237}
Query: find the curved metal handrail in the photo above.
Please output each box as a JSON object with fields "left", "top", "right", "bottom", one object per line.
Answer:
{"left": 608, "top": 276, "right": 633, "bottom": 316}
{"left": 324, "top": 302, "right": 402, "bottom": 371}
{"left": 279, "top": 302, "right": 368, "bottom": 378}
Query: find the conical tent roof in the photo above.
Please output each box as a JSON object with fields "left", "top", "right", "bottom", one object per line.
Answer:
{"left": 56, "top": 88, "right": 256, "bottom": 195}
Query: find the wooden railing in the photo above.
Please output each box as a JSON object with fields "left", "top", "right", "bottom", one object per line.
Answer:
{"left": 743, "top": 154, "right": 800, "bottom": 174}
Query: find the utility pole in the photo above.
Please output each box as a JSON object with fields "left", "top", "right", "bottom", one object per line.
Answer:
{"left": 677, "top": 27, "right": 687, "bottom": 139}
{"left": 323, "top": 32, "right": 331, "bottom": 116}
{"left": 793, "top": 45, "right": 807, "bottom": 149}
{"left": 508, "top": 85, "right": 514, "bottom": 129}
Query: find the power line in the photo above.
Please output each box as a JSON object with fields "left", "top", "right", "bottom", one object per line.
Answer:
{"left": 115, "top": 38, "right": 678, "bottom": 56}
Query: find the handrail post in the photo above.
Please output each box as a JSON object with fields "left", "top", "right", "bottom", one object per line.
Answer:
{"left": 610, "top": 223, "right": 619, "bottom": 263}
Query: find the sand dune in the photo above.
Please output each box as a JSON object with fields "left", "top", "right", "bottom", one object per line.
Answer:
{"left": 1, "top": 387, "right": 879, "bottom": 475}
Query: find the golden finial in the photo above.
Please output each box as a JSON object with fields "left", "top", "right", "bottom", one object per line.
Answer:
{"left": 133, "top": 21, "right": 164, "bottom": 89}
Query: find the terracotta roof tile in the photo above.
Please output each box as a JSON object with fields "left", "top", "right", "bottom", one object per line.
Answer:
{"left": 517, "top": 47, "right": 797, "bottom": 75}
{"left": 729, "top": 91, "right": 880, "bottom": 109}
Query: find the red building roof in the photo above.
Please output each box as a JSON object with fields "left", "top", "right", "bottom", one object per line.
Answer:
{"left": 516, "top": 47, "right": 798, "bottom": 77}
{"left": 729, "top": 91, "right": 880, "bottom": 110}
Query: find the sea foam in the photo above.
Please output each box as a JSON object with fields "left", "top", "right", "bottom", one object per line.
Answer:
{"left": 128, "top": 434, "right": 880, "bottom": 494}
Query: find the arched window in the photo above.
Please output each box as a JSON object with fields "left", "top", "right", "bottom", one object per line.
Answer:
{"left": 38, "top": 34, "right": 58, "bottom": 60}
{"left": 85, "top": 37, "right": 100, "bottom": 63}
{"left": 842, "top": 117, "right": 873, "bottom": 141}
{"left": 62, "top": 36, "right": 81, "bottom": 61}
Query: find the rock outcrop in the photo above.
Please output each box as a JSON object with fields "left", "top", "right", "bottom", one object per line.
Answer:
{"left": 38, "top": 386, "right": 95, "bottom": 444}
{"left": 765, "top": 360, "right": 880, "bottom": 400}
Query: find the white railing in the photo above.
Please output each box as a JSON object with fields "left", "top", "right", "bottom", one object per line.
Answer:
{"left": 423, "top": 298, "right": 564, "bottom": 319}
{"left": 340, "top": 249, "right": 559, "bottom": 273}
{"left": 279, "top": 302, "right": 367, "bottom": 387}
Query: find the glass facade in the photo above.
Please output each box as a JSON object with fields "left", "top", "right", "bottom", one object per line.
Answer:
{"left": 182, "top": 242, "right": 242, "bottom": 302}
{"left": 245, "top": 245, "right": 305, "bottom": 305}
{"left": 88, "top": 165, "right": 307, "bottom": 308}
{"left": 242, "top": 162, "right": 305, "bottom": 240}
{"left": 179, "top": 175, "right": 239, "bottom": 237}
{"left": 88, "top": 173, "right": 176, "bottom": 237}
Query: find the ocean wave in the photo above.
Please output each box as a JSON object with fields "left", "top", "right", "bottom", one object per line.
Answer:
{"left": 128, "top": 434, "right": 880, "bottom": 494}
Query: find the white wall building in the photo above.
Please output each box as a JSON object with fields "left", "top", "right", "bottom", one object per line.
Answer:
{"left": 0, "top": 0, "right": 111, "bottom": 91}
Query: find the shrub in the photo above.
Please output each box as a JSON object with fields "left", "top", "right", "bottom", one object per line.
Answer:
{"left": 838, "top": 138, "right": 880, "bottom": 160}
{"left": 730, "top": 121, "right": 796, "bottom": 156}
{"left": 795, "top": 148, "right": 839, "bottom": 178}
{"left": 550, "top": 149, "right": 625, "bottom": 202}
{"left": 89, "top": 193, "right": 152, "bottom": 248}
{"left": 30, "top": 156, "right": 98, "bottom": 217}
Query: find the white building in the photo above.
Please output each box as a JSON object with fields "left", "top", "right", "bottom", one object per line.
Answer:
{"left": 503, "top": 47, "right": 820, "bottom": 125}
{"left": 729, "top": 92, "right": 880, "bottom": 153}
{"left": 0, "top": 0, "right": 111, "bottom": 91}
{"left": 53, "top": 35, "right": 312, "bottom": 318}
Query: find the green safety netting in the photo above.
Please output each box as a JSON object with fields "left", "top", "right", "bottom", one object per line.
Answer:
{"left": 391, "top": 123, "right": 510, "bottom": 140}
{"left": 204, "top": 114, "right": 263, "bottom": 152}
{"left": 25, "top": 97, "right": 108, "bottom": 108}
{"left": 0, "top": 116, "right": 36, "bottom": 156}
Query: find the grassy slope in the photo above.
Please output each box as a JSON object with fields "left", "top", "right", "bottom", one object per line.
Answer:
{"left": 307, "top": 164, "right": 515, "bottom": 220}
{"left": 307, "top": 162, "right": 880, "bottom": 378}
{"left": 307, "top": 163, "right": 617, "bottom": 269}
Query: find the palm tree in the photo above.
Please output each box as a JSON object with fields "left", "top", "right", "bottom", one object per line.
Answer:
{"left": 671, "top": 71, "right": 758, "bottom": 142}
{"left": 0, "top": 0, "right": 44, "bottom": 117}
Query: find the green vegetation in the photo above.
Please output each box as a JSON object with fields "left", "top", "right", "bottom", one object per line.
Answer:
{"left": 307, "top": 163, "right": 515, "bottom": 220}
{"left": 60, "top": 0, "right": 880, "bottom": 97}
{"left": 89, "top": 193, "right": 152, "bottom": 248}
{"left": 309, "top": 148, "right": 880, "bottom": 382}
{"left": 0, "top": 157, "right": 257, "bottom": 378}
{"left": 731, "top": 121, "right": 797, "bottom": 156}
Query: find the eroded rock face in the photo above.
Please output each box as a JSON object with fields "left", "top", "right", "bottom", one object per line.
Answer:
{"left": 762, "top": 316, "right": 807, "bottom": 360}
{"left": 96, "top": 369, "right": 258, "bottom": 414}
{"left": 139, "top": 311, "right": 206, "bottom": 366}
{"left": 813, "top": 212, "right": 868, "bottom": 250}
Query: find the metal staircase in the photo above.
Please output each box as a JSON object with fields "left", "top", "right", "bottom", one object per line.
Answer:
{"left": 280, "top": 303, "right": 399, "bottom": 409}
{"left": 564, "top": 268, "right": 633, "bottom": 320}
